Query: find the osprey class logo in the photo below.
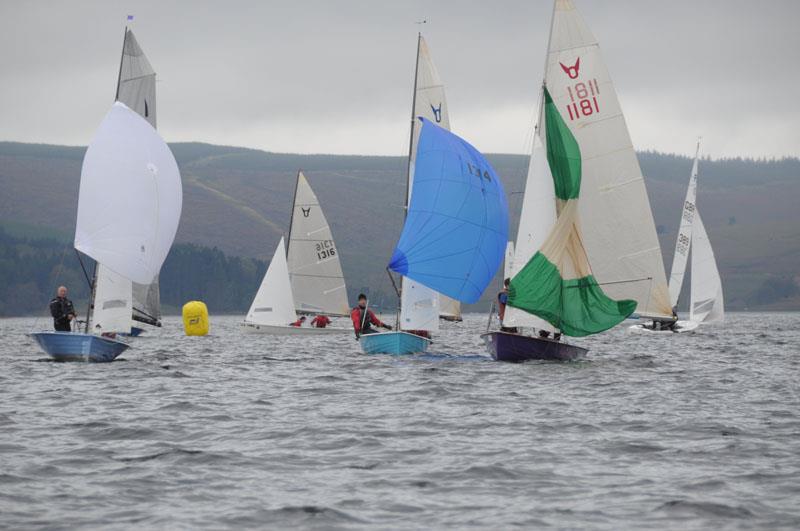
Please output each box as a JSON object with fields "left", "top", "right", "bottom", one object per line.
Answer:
{"left": 559, "top": 57, "right": 580, "bottom": 79}
{"left": 301, "top": 207, "right": 311, "bottom": 218}
{"left": 430, "top": 103, "right": 443, "bottom": 123}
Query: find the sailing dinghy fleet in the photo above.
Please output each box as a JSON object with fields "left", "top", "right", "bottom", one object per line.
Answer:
{"left": 29, "top": 1, "right": 725, "bottom": 362}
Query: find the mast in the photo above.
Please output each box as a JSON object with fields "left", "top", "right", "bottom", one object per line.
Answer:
{"left": 114, "top": 27, "right": 128, "bottom": 101}
{"left": 403, "top": 33, "right": 422, "bottom": 219}
{"left": 286, "top": 170, "right": 301, "bottom": 258}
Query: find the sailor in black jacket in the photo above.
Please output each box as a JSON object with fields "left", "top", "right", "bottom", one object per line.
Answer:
{"left": 49, "top": 286, "right": 76, "bottom": 332}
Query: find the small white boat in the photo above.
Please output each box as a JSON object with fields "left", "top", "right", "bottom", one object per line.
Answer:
{"left": 629, "top": 140, "right": 724, "bottom": 334}
{"left": 242, "top": 174, "right": 351, "bottom": 336}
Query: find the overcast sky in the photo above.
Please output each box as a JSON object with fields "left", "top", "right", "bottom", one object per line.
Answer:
{"left": 1, "top": 1, "right": 798, "bottom": 158}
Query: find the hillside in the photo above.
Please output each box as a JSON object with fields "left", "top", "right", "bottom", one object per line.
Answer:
{"left": 1, "top": 141, "right": 798, "bottom": 313}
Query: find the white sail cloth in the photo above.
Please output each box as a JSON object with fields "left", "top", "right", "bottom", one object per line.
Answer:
{"left": 246, "top": 237, "right": 298, "bottom": 326}
{"left": 668, "top": 143, "right": 700, "bottom": 307}
{"left": 504, "top": 132, "right": 557, "bottom": 331}
{"left": 544, "top": 0, "right": 672, "bottom": 319}
{"left": 74, "top": 102, "right": 182, "bottom": 285}
{"left": 287, "top": 172, "right": 349, "bottom": 316}
{"left": 689, "top": 213, "right": 724, "bottom": 323}
{"left": 91, "top": 264, "right": 133, "bottom": 334}
{"left": 401, "top": 35, "right": 452, "bottom": 330}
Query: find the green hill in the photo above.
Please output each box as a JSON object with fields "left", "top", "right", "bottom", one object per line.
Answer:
{"left": 1, "top": 141, "right": 798, "bottom": 314}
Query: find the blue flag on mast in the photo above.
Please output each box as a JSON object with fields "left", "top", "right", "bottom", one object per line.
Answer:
{"left": 389, "top": 118, "right": 509, "bottom": 304}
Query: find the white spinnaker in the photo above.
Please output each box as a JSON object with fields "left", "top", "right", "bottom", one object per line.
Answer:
{"left": 545, "top": 0, "right": 672, "bottom": 319}
{"left": 115, "top": 28, "right": 162, "bottom": 324}
{"left": 91, "top": 264, "right": 133, "bottom": 334}
{"left": 74, "top": 102, "right": 182, "bottom": 285}
{"left": 287, "top": 172, "right": 349, "bottom": 316}
{"left": 400, "top": 35, "right": 450, "bottom": 330}
{"left": 504, "top": 128, "right": 557, "bottom": 330}
{"left": 246, "top": 238, "right": 298, "bottom": 326}
{"left": 689, "top": 213, "right": 724, "bottom": 323}
{"left": 668, "top": 142, "right": 701, "bottom": 307}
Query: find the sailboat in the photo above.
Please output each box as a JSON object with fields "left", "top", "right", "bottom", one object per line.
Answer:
{"left": 241, "top": 172, "right": 351, "bottom": 335}
{"left": 359, "top": 116, "right": 509, "bottom": 355}
{"left": 483, "top": 0, "right": 673, "bottom": 362}
{"left": 399, "top": 34, "right": 463, "bottom": 327}
{"left": 630, "top": 141, "right": 724, "bottom": 333}
{"left": 30, "top": 102, "right": 183, "bottom": 361}
{"left": 93, "top": 27, "right": 163, "bottom": 336}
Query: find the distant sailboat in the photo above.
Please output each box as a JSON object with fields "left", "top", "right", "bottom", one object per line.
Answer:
{"left": 359, "top": 117, "right": 509, "bottom": 355}
{"left": 631, "top": 141, "right": 724, "bottom": 333}
{"left": 242, "top": 172, "right": 350, "bottom": 335}
{"left": 30, "top": 102, "right": 183, "bottom": 361}
{"left": 484, "top": 0, "right": 672, "bottom": 361}
{"left": 92, "top": 27, "right": 162, "bottom": 335}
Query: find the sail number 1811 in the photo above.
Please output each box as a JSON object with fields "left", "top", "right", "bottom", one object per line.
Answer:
{"left": 565, "top": 79, "right": 600, "bottom": 121}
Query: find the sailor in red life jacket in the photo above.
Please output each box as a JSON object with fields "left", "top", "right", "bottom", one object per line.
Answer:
{"left": 351, "top": 293, "right": 391, "bottom": 339}
{"left": 311, "top": 314, "right": 331, "bottom": 328}
{"left": 289, "top": 315, "right": 307, "bottom": 327}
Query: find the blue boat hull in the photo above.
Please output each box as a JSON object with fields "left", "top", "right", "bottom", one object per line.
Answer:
{"left": 359, "top": 331, "right": 431, "bottom": 355}
{"left": 125, "top": 326, "right": 146, "bottom": 337}
{"left": 30, "top": 332, "right": 130, "bottom": 362}
{"left": 481, "top": 331, "right": 587, "bottom": 362}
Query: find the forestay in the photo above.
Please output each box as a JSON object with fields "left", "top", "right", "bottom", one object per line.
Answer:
{"left": 91, "top": 264, "right": 133, "bottom": 334}
{"left": 287, "top": 172, "right": 349, "bottom": 316}
{"left": 689, "top": 213, "right": 724, "bottom": 323}
{"left": 401, "top": 35, "right": 454, "bottom": 329}
{"left": 668, "top": 141, "right": 701, "bottom": 307}
{"left": 543, "top": 0, "right": 672, "bottom": 319}
{"left": 74, "top": 102, "right": 183, "bottom": 285}
{"left": 389, "top": 118, "right": 509, "bottom": 305}
{"left": 245, "top": 238, "right": 298, "bottom": 326}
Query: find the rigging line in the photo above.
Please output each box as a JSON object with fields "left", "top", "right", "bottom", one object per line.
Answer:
{"left": 75, "top": 250, "right": 92, "bottom": 290}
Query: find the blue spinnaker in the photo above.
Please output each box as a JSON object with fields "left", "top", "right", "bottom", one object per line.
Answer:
{"left": 389, "top": 118, "right": 509, "bottom": 304}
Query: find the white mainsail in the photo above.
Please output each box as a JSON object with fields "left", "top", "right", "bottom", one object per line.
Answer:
{"left": 287, "top": 172, "right": 349, "bottom": 316}
{"left": 400, "top": 35, "right": 450, "bottom": 330}
{"left": 689, "top": 213, "right": 724, "bottom": 323}
{"left": 91, "top": 264, "right": 133, "bottom": 334}
{"left": 75, "top": 102, "right": 182, "bottom": 286}
{"left": 245, "top": 238, "right": 298, "bottom": 326}
{"left": 668, "top": 141, "right": 701, "bottom": 307}
{"left": 116, "top": 28, "right": 161, "bottom": 325}
{"left": 541, "top": 0, "right": 672, "bottom": 319}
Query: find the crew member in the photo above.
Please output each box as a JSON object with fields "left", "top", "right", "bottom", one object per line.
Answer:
{"left": 498, "top": 278, "right": 518, "bottom": 333}
{"left": 311, "top": 314, "right": 331, "bottom": 328}
{"left": 49, "top": 286, "right": 76, "bottom": 332}
{"left": 289, "top": 316, "right": 307, "bottom": 327}
{"left": 350, "top": 294, "right": 391, "bottom": 338}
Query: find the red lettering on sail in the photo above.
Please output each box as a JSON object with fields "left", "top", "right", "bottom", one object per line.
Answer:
{"left": 565, "top": 78, "right": 601, "bottom": 121}
{"left": 559, "top": 57, "right": 580, "bottom": 79}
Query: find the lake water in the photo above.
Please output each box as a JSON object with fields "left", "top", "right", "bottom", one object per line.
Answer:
{"left": 1, "top": 313, "right": 799, "bottom": 529}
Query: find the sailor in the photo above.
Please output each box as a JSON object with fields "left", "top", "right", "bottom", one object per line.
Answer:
{"left": 350, "top": 294, "right": 391, "bottom": 339}
{"left": 289, "top": 316, "right": 307, "bottom": 327}
{"left": 498, "top": 278, "right": 518, "bottom": 333}
{"left": 49, "top": 286, "right": 76, "bottom": 332}
{"left": 311, "top": 314, "right": 331, "bottom": 328}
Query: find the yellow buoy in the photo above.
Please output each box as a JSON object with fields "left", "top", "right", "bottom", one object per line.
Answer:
{"left": 182, "top": 301, "right": 209, "bottom": 336}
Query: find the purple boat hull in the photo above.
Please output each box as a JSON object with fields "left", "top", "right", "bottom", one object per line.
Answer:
{"left": 481, "top": 331, "right": 587, "bottom": 362}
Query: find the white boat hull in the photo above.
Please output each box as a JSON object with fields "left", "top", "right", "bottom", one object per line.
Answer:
{"left": 240, "top": 322, "right": 350, "bottom": 335}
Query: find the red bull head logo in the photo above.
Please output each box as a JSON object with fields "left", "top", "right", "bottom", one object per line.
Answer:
{"left": 559, "top": 57, "right": 580, "bottom": 79}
